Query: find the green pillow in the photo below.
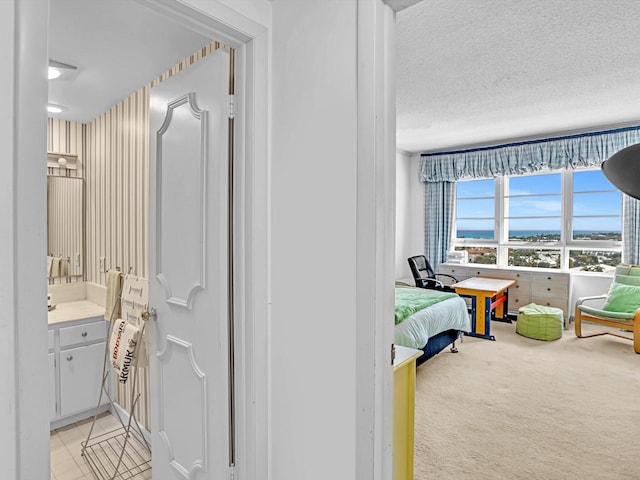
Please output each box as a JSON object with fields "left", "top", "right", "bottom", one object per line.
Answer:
{"left": 602, "top": 282, "right": 640, "bottom": 314}
{"left": 615, "top": 274, "right": 640, "bottom": 286}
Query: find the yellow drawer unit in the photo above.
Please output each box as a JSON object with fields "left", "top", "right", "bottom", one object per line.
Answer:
{"left": 393, "top": 345, "right": 423, "bottom": 480}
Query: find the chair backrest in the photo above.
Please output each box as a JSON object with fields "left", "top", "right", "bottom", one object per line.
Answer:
{"left": 407, "top": 255, "right": 436, "bottom": 284}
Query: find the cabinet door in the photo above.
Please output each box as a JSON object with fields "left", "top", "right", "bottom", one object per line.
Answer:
{"left": 59, "top": 342, "right": 106, "bottom": 417}
{"left": 49, "top": 352, "right": 57, "bottom": 421}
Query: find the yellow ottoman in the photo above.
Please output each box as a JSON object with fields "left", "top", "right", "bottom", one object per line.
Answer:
{"left": 516, "top": 303, "right": 564, "bottom": 341}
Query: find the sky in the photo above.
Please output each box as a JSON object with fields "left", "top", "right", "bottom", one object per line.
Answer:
{"left": 456, "top": 171, "right": 622, "bottom": 232}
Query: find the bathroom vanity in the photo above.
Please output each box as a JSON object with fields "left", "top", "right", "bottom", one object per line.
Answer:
{"left": 48, "top": 300, "right": 111, "bottom": 430}
{"left": 47, "top": 156, "right": 108, "bottom": 430}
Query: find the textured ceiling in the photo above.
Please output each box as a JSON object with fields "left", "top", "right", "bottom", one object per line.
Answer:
{"left": 49, "top": 1, "right": 640, "bottom": 152}
{"left": 396, "top": 0, "right": 640, "bottom": 153}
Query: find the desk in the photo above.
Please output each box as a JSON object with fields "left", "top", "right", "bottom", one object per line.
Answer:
{"left": 452, "top": 277, "right": 515, "bottom": 341}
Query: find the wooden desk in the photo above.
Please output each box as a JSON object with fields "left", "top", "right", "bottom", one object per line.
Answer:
{"left": 393, "top": 345, "right": 423, "bottom": 480}
{"left": 452, "top": 277, "right": 516, "bottom": 341}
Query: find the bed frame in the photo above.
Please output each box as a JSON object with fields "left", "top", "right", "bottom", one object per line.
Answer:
{"left": 415, "top": 329, "right": 461, "bottom": 367}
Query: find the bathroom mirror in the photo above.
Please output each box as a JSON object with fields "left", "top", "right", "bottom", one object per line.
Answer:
{"left": 47, "top": 176, "right": 84, "bottom": 280}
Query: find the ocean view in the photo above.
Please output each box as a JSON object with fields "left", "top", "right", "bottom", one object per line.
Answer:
{"left": 457, "top": 230, "right": 621, "bottom": 239}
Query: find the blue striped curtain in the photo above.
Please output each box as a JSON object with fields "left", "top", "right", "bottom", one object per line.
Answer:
{"left": 418, "top": 126, "right": 640, "bottom": 266}
{"left": 623, "top": 196, "right": 640, "bottom": 265}
{"left": 423, "top": 181, "right": 454, "bottom": 272}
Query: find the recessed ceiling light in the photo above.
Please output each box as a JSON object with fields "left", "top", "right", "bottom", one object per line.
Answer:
{"left": 47, "top": 104, "right": 64, "bottom": 113}
{"left": 48, "top": 60, "right": 77, "bottom": 81}
{"left": 48, "top": 67, "right": 62, "bottom": 80}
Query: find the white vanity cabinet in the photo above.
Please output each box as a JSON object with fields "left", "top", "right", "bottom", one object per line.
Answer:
{"left": 59, "top": 341, "right": 106, "bottom": 417}
{"left": 48, "top": 353, "right": 56, "bottom": 421}
{"left": 440, "top": 264, "right": 571, "bottom": 320}
{"left": 48, "top": 330, "right": 56, "bottom": 421}
{"left": 49, "top": 311, "right": 111, "bottom": 429}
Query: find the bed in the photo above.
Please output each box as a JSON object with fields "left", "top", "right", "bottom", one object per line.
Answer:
{"left": 394, "top": 285, "right": 471, "bottom": 366}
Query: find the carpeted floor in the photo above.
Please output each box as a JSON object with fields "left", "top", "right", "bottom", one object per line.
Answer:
{"left": 413, "top": 320, "right": 640, "bottom": 480}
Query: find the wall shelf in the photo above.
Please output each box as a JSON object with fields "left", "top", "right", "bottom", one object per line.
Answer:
{"left": 47, "top": 151, "right": 78, "bottom": 170}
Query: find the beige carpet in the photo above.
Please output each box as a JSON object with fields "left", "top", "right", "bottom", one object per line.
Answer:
{"left": 414, "top": 320, "right": 640, "bottom": 480}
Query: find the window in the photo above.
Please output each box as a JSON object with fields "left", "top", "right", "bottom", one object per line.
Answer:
{"left": 506, "top": 173, "right": 561, "bottom": 242}
{"left": 455, "top": 179, "right": 495, "bottom": 240}
{"left": 451, "top": 168, "right": 622, "bottom": 272}
{"left": 572, "top": 170, "right": 621, "bottom": 242}
{"left": 454, "top": 179, "right": 497, "bottom": 265}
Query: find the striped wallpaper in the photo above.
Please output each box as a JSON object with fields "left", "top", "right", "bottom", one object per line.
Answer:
{"left": 49, "top": 40, "right": 229, "bottom": 430}
{"left": 47, "top": 119, "right": 83, "bottom": 285}
{"left": 47, "top": 176, "right": 83, "bottom": 278}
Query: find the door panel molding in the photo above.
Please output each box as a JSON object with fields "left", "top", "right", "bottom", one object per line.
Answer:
{"left": 157, "top": 335, "right": 208, "bottom": 478}
{"left": 155, "top": 92, "right": 209, "bottom": 310}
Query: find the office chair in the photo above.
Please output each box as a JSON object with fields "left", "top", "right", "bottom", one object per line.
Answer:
{"left": 407, "top": 255, "right": 458, "bottom": 293}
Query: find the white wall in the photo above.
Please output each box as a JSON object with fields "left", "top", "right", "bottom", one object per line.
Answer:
{"left": 269, "top": 1, "right": 395, "bottom": 479}
{"left": 395, "top": 150, "right": 424, "bottom": 280}
{"left": 570, "top": 273, "right": 612, "bottom": 313}
{"left": 270, "top": 2, "right": 359, "bottom": 477}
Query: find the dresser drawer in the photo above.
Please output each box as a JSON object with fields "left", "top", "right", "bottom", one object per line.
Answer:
{"left": 463, "top": 268, "right": 493, "bottom": 277}
{"left": 440, "top": 266, "right": 474, "bottom": 279}
{"left": 59, "top": 321, "right": 107, "bottom": 348}
{"left": 531, "top": 282, "right": 568, "bottom": 298}
{"left": 484, "top": 270, "right": 527, "bottom": 282}
{"left": 530, "top": 273, "right": 569, "bottom": 287}
{"left": 531, "top": 295, "right": 568, "bottom": 313}
{"left": 508, "top": 279, "right": 530, "bottom": 293}
{"left": 508, "top": 294, "right": 531, "bottom": 311}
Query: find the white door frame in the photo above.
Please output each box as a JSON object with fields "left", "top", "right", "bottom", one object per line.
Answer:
{"left": 1, "top": 2, "right": 50, "bottom": 479}
{"left": 136, "top": 2, "right": 271, "bottom": 478}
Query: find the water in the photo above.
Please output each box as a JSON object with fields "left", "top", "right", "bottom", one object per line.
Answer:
{"left": 456, "top": 230, "right": 620, "bottom": 239}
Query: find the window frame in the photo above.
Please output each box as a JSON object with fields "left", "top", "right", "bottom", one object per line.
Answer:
{"left": 454, "top": 178, "right": 496, "bottom": 243}
{"left": 450, "top": 167, "right": 622, "bottom": 271}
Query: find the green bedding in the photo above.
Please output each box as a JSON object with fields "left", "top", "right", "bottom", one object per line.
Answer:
{"left": 395, "top": 286, "right": 458, "bottom": 325}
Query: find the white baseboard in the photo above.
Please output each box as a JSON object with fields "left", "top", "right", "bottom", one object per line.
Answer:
{"left": 50, "top": 403, "right": 110, "bottom": 431}
{"left": 111, "top": 401, "right": 152, "bottom": 446}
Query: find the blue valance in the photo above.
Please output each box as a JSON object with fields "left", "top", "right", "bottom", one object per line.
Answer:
{"left": 419, "top": 126, "right": 640, "bottom": 183}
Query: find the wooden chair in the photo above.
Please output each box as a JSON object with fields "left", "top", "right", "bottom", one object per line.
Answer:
{"left": 575, "top": 289, "right": 640, "bottom": 354}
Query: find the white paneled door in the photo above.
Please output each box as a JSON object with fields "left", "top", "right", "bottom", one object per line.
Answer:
{"left": 149, "top": 49, "right": 231, "bottom": 479}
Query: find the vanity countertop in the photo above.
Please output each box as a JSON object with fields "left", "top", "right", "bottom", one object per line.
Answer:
{"left": 48, "top": 300, "right": 105, "bottom": 325}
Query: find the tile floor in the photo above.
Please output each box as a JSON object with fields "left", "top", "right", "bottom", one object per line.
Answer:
{"left": 51, "top": 412, "right": 151, "bottom": 480}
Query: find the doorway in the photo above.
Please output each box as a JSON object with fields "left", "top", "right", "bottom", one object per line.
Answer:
{"left": 44, "top": 0, "right": 268, "bottom": 478}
